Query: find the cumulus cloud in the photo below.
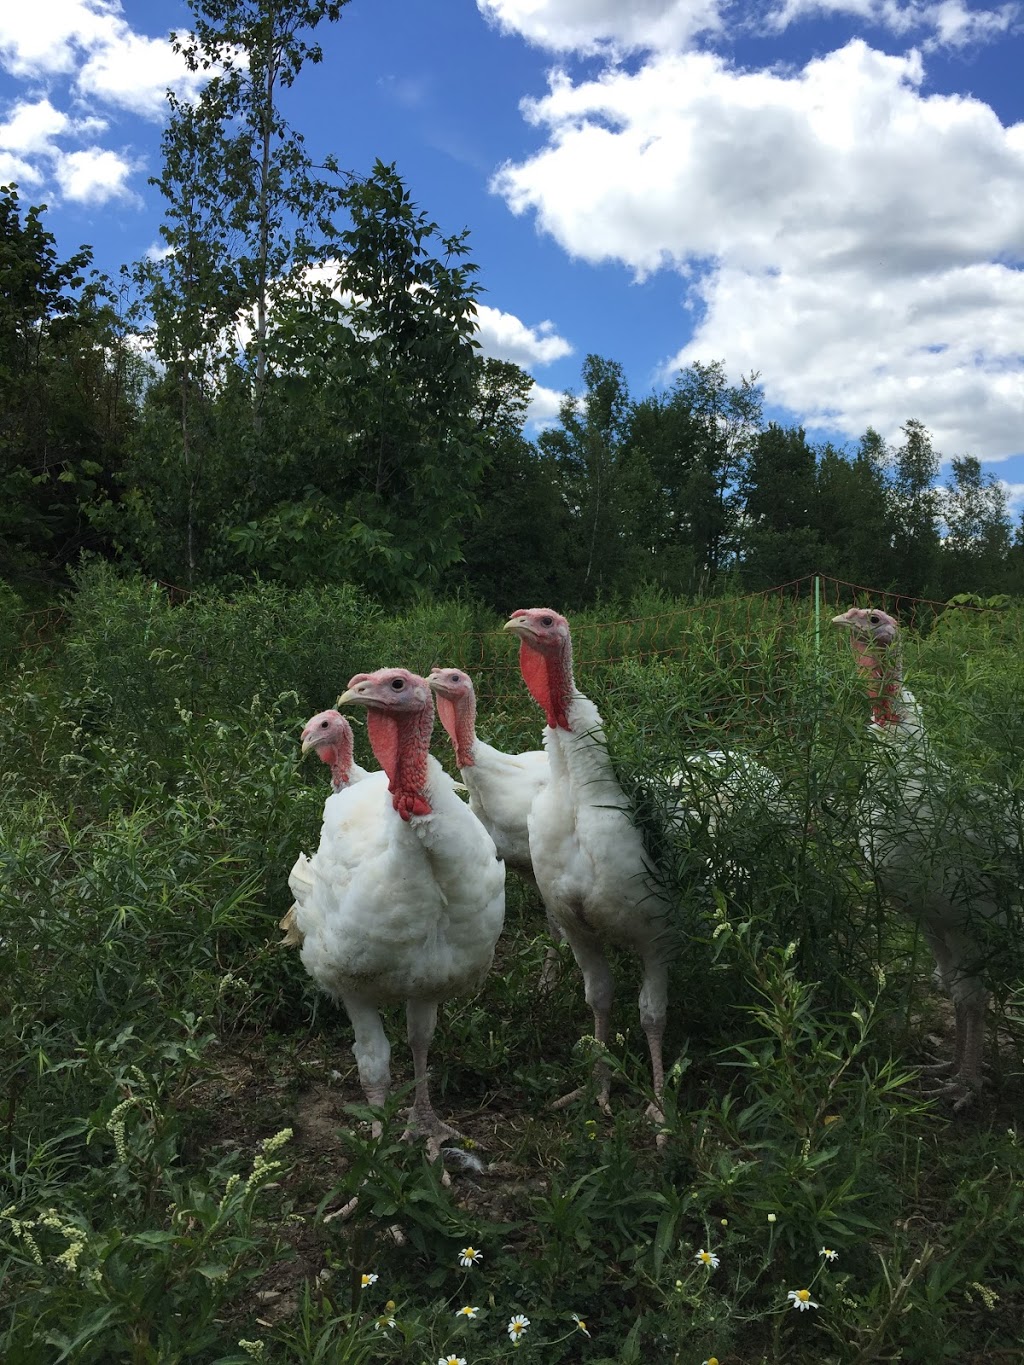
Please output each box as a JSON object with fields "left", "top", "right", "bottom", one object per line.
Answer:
{"left": 478, "top": 0, "right": 1015, "bottom": 52}
{"left": 525, "top": 381, "right": 567, "bottom": 427}
{"left": 0, "top": 96, "right": 135, "bottom": 203}
{"left": 478, "top": 0, "right": 723, "bottom": 54}
{"left": 473, "top": 303, "right": 573, "bottom": 367}
{"left": 767, "top": 0, "right": 1017, "bottom": 48}
{"left": 492, "top": 39, "right": 1024, "bottom": 460}
{"left": 0, "top": 2, "right": 204, "bottom": 115}
{"left": 55, "top": 146, "right": 136, "bottom": 203}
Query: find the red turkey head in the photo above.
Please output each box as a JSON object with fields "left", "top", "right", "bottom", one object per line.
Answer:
{"left": 338, "top": 668, "right": 434, "bottom": 819}
{"left": 428, "top": 668, "right": 477, "bottom": 767}
{"left": 300, "top": 708, "right": 356, "bottom": 790}
{"left": 504, "top": 608, "right": 573, "bottom": 730}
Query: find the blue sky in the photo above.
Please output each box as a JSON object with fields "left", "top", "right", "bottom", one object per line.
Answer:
{"left": 2, "top": 0, "right": 1022, "bottom": 514}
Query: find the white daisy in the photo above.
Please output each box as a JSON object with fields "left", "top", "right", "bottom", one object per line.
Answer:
{"left": 572, "top": 1312, "right": 591, "bottom": 1336}
{"left": 458, "top": 1246, "right": 482, "bottom": 1268}
{"left": 438, "top": 1356, "right": 467, "bottom": 1365}
{"left": 820, "top": 1246, "right": 839, "bottom": 1262}
{"left": 359, "top": 1272, "right": 378, "bottom": 1289}
{"left": 507, "top": 1313, "right": 530, "bottom": 1345}
{"left": 787, "top": 1288, "right": 819, "bottom": 1312}
{"left": 695, "top": 1248, "right": 720, "bottom": 1269}
{"left": 454, "top": 1305, "right": 479, "bottom": 1319}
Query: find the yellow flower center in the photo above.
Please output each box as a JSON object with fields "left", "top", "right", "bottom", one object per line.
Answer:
{"left": 796, "top": 1289, "right": 811, "bottom": 1302}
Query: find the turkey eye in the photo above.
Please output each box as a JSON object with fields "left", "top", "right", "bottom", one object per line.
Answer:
{"left": 450, "top": 673, "right": 460, "bottom": 682}
{"left": 320, "top": 720, "right": 329, "bottom": 729}
{"left": 541, "top": 615, "right": 553, "bottom": 626}
{"left": 390, "top": 678, "right": 404, "bottom": 690}
{"left": 869, "top": 614, "right": 879, "bottom": 624}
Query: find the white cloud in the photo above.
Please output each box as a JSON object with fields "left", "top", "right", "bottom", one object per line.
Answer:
{"left": 0, "top": 1, "right": 118, "bottom": 77}
{"left": 477, "top": 0, "right": 1015, "bottom": 51}
{"left": 473, "top": 303, "right": 573, "bottom": 367}
{"left": 0, "top": 151, "right": 40, "bottom": 185}
{"left": 76, "top": 27, "right": 203, "bottom": 116}
{"left": 526, "top": 380, "right": 567, "bottom": 427}
{"left": 492, "top": 40, "right": 1024, "bottom": 460}
{"left": 0, "top": 96, "right": 133, "bottom": 203}
{"left": 0, "top": 96, "right": 105, "bottom": 156}
{"left": 478, "top": 0, "right": 723, "bottom": 54}
{"left": 55, "top": 146, "right": 135, "bottom": 203}
{"left": 0, "top": 1, "right": 204, "bottom": 116}
{"left": 768, "top": 0, "right": 1017, "bottom": 48}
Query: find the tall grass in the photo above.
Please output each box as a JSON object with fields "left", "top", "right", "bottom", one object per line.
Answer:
{"left": 1, "top": 564, "right": 1022, "bottom": 1362}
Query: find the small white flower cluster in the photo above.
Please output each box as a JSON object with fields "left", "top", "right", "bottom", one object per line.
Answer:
{"left": 219, "top": 1173, "right": 242, "bottom": 1211}
{"left": 1, "top": 1205, "right": 90, "bottom": 1275}
{"left": 1, "top": 1205, "right": 42, "bottom": 1266}
{"left": 237, "top": 1341, "right": 265, "bottom": 1360}
{"left": 37, "top": 1209, "right": 88, "bottom": 1274}
{"left": 246, "top": 1127, "right": 293, "bottom": 1192}
{"left": 106, "top": 1098, "right": 135, "bottom": 1165}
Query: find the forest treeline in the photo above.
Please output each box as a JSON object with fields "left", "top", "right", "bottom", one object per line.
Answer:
{"left": 2, "top": 0, "right": 1023, "bottom": 612}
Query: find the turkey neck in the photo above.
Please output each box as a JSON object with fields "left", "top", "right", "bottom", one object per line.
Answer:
{"left": 366, "top": 703, "right": 434, "bottom": 819}
{"left": 435, "top": 692, "right": 476, "bottom": 768}
{"left": 851, "top": 638, "right": 907, "bottom": 728}
{"left": 519, "top": 638, "right": 574, "bottom": 731}
{"left": 329, "top": 725, "right": 356, "bottom": 791}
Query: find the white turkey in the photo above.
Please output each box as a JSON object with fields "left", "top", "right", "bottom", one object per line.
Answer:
{"left": 833, "top": 605, "right": 1018, "bottom": 1109}
{"left": 428, "top": 667, "right": 548, "bottom": 881}
{"left": 280, "top": 710, "right": 369, "bottom": 948}
{"left": 428, "top": 666, "right": 566, "bottom": 981}
{"left": 504, "top": 608, "right": 677, "bottom": 1127}
{"left": 288, "top": 668, "right": 505, "bottom": 1145}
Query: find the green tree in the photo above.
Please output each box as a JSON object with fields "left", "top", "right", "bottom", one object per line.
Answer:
{"left": 622, "top": 389, "right": 703, "bottom": 592}
{"left": 668, "top": 361, "right": 763, "bottom": 590}
{"left": 888, "top": 418, "right": 941, "bottom": 596}
{"left": 813, "top": 433, "right": 894, "bottom": 588}
{"left": 0, "top": 186, "right": 139, "bottom": 576}
{"left": 120, "top": 0, "right": 350, "bottom": 582}
{"left": 741, "top": 423, "right": 820, "bottom": 587}
{"left": 539, "top": 355, "right": 654, "bottom": 600}
{"left": 458, "top": 358, "right": 573, "bottom": 610}
{"left": 227, "top": 162, "right": 488, "bottom": 595}
{"left": 941, "top": 455, "right": 1012, "bottom": 595}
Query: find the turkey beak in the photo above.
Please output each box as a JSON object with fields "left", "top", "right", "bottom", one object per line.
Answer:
{"left": 831, "top": 610, "right": 856, "bottom": 629}
{"left": 337, "top": 686, "right": 366, "bottom": 708}
{"left": 503, "top": 616, "right": 527, "bottom": 638}
{"left": 300, "top": 730, "right": 317, "bottom": 754}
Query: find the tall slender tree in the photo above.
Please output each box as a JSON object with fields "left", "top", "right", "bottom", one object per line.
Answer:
{"left": 941, "top": 455, "right": 1012, "bottom": 595}
{"left": 669, "top": 360, "right": 762, "bottom": 589}
{"left": 889, "top": 418, "right": 941, "bottom": 596}
{"left": 540, "top": 355, "right": 653, "bottom": 598}
{"left": 742, "top": 423, "right": 820, "bottom": 587}
{"left": 132, "top": 0, "right": 350, "bottom": 580}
